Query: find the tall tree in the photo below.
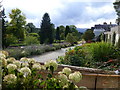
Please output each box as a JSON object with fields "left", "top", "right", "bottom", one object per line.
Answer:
{"left": 56, "top": 27, "right": 60, "bottom": 41}
{"left": 65, "top": 25, "right": 70, "bottom": 37}
{"left": 82, "top": 29, "right": 95, "bottom": 42}
{"left": 26, "top": 23, "right": 36, "bottom": 33}
{"left": 1, "top": 8, "right": 6, "bottom": 48}
{"left": 39, "top": 13, "right": 53, "bottom": 44}
{"left": 113, "top": 1, "right": 120, "bottom": 25}
{"left": 7, "top": 8, "right": 26, "bottom": 41}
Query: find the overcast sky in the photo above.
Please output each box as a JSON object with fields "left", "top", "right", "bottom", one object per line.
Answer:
{"left": 2, "top": 0, "right": 118, "bottom": 28}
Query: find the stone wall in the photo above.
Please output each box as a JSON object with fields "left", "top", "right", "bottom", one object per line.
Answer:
{"left": 40, "top": 63, "right": 120, "bottom": 89}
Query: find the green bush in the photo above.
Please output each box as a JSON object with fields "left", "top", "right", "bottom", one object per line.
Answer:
{"left": 60, "top": 48, "right": 86, "bottom": 66}
{"left": 66, "top": 33, "right": 77, "bottom": 44}
{"left": 24, "top": 36, "right": 40, "bottom": 45}
{"left": 1, "top": 52, "right": 86, "bottom": 89}
{"left": 5, "top": 34, "right": 18, "bottom": 47}
{"left": 88, "top": 42, "right": 116, "bottom": 62}
{"left": 58, "top": 42, "right": 120, "bottom": 70}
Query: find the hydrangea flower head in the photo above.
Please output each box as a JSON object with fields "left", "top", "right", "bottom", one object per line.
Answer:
{"left": 7, "top": 57, "right": 16, "bottom": 63}
{"left": 45, "top": 60, "right": 58, "bottom": 71}
{"left": 20, "top": 67, "right": 31, "bottom": 76}
{"left": 3, "top": 74, "right": 17, "bottom": 84}
{"left": 69, "top": 71, "right": 82, "bottom": 83}
{"left": 62, "top": 67, "right": 71, "bottom": 75}
{"left": 13, "top": 61, "right": 21, "bottom": 68}
{"left": 32, "top": 63, "right": 41, "bottom": 70}
{"left": 7, "top": 64, "right": 17, "bottom": 72}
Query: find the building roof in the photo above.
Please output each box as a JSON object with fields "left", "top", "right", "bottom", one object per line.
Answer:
{"left": 116, "top": 0, "right": 120, "bottom": 2}
{"left": 93, "top": 22, "right": 117, "bottom": 31}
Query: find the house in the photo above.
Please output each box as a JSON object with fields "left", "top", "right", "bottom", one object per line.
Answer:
{"left": 104, "top": 25, "right": 120, "bottom": 45}
{"left": 93, "top": 22, "right": 116, "bottom": 37}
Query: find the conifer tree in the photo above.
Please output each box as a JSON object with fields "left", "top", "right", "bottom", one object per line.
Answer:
{"left": 56, "top": 27, "right": 60, "bottom": 41}
{"left": 40, "top": 13, "right": 53, "bottom": 44}
{"left": 65, "top": 25, "right": 70, "bottom": 37}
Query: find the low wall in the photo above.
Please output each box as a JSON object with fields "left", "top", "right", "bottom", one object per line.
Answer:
{"left": 40, "top": 63, "right": 120, "bottom": 89}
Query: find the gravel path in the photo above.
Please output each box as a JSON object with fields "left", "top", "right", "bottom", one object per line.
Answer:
{"left": 31, "top": 44, "right": 82, "bottom": 63}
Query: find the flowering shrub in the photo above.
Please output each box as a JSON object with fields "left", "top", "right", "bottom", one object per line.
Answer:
{"left": 58, "top": 42, "right": 120, "bottom": 71}
{"left": 1, "top": 51, "right": 87, "bottom": 89}
{"left": 5, "top": 43, "right": 73, "bottom": 59}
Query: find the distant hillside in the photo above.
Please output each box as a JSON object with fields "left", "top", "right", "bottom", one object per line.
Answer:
{"left": 76, "top": 28, "right": 88, "bottom": 33}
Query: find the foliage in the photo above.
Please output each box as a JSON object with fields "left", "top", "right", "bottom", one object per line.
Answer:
{"left": 55, "top": 27, "right": 60, "bottom": 41}
{"left": 5, "top": 43, "right": 72, "bottom": 59}
{"left": 29, "top": 32, "right": 39, "bottom": 37}
{"left": 65, "top": 25, "right": 71, "bottom": 37}
{"left": 39, "top": 13, "right": 54, "bottom": 44}
{"left": 24, "top": 36, "right": 40, "bottom": 45}
{"left": 60, "top": 33, "right": 65, "bottom": 40}
{"left": 6, "top": 8, "right": 26, "bottom": 41}
{"left": 5, "top": 34, "right": 18, "bottom": 47}
{"left": 66, "top": 33, "right": 77, "bottom": 44}
{"left": 1, "top": 8, "right": 7, "bottom": 48}
{"left": 82, "top": 29, "right": 95, "bottom": 42}
{"left": 58, "top": 42, "right": 120, "bottom": 70}
{"left": 1, "top": 52, "right": 86, "bottom": 89}
{"left": 26, "top": 23, "right": 36, "bottom": 33}
{"left": 87, "top": 42, "right": 117, "bottom": 62}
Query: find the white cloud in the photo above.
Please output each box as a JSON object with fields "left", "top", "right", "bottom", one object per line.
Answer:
{"left": 2, "top": 0, "right": 117, "bottom": 28}
{"left": 76, "top": 18, "right": 116, "bottom": 28}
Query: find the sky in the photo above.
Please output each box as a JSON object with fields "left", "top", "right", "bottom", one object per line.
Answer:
{"left": 1, "top": 0, "right": 118, "bottom": 28}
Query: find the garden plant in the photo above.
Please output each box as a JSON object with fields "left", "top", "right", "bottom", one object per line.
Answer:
{"left": 57, "top": 42, "right": 120, "bottom": 71}
{"left": 0, "top": 51, "right": 87, "bottom": 89}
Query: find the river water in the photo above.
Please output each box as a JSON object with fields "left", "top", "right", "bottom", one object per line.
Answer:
{"left": 31, "top": 44, "right": 82, "bottom": 63}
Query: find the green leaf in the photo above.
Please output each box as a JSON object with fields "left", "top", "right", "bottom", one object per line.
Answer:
{"left": 50, "top": 66, "right": 54, "bottom": 74}
{"left": 47, "top": 73, "right": 52, "bottom": 78}
{"left": 40, "top": 81, "right": 45, "bottom": 86}
{"left": 33, "top": 79, "right": 41, "bottom": 85}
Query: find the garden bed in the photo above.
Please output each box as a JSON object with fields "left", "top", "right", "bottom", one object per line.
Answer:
{"left": 4, "top": 42, "right": 74, "bottom": 59}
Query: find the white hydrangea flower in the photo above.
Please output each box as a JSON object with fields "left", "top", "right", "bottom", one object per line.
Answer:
{"left": 62, "top": 67, "right": 71, "bottom": 75}
{"left": 20, "top": 57, "right": 29, "bottom": 63}
{"left": 45, "top": 60, "right": 58, "bottom": 71}
{"left": 7, "top": 57, "right": 16, "bottom": 63}
{"left": 20, "top": 67, "right": 31, "bottom": 76}
{"left": 13, "top": 61, "right": 21, "bottom": 68}
{"left": 32, "top": 63, "right": 41, "bottom": 70}
{"left": 69, "top": 71, "right": 82, "bottom": 83}
{"left": 63, "top": 84, "right": 68, "bottom": 88}
{"left": 0, "top": 51, "right": 9, "bottom": 57}
{"left": 58, "top": 71, "right": 63, "bottom": 74}
{"left": 58, "top": 73, "right": 68, "bottom": 86}
{"left": 3, "top": 74, "right": 17, "bottom": 84}
{"left": 28, "top": 58, "right": 36, "bottom": 64}
{"left": 41, "top": 65, "right": 46, "bottom": 70}
{"left": 1, "top": 57, "right": 7, "bottom": 67}
{"left": 22, "top": 62, "right": 29, "bottom": 67}
{"left": 7, "top": 64, "right": 17, "bottom": 72}
{"left": 0, "top": 53, "right": 6, "bottom": 59}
